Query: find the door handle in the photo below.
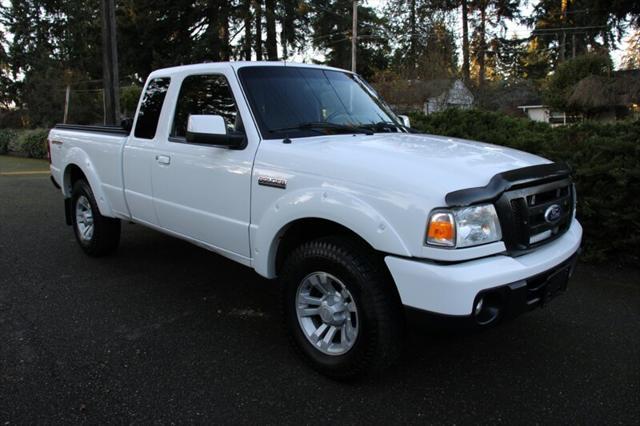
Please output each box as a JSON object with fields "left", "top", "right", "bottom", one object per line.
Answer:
{"left": 156, "top": 155, "right": 171, "bottom": 165}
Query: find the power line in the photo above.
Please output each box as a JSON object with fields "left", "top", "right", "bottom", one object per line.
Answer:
{"left": 532, "top": 25, "right": 608, "bottom": 33}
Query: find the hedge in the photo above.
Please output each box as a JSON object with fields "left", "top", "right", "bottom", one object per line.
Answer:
{"left": 410, "top": 109, "right": 640, "bottom": 263}
{"left": 0, "top": 128, "right": 17, "bottom": 154}
{"left": 0, "top": 128, "right": 49, "bottom": 159}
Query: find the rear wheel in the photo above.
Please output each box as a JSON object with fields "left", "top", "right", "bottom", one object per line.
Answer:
{"left": 281, "top": 236, "right": 405, "bottom": 380}
{"left": 71, "top": 179, "right": 120, "bottom": 256}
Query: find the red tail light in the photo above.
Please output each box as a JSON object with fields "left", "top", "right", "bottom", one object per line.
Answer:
{"left": 47, "top": 139, "right": 52, "bottom": 164}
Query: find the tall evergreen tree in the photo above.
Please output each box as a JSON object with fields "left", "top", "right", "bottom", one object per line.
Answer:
{"left": 0, "top": 16, "right": 15, "bottom": 109}
{"left": 621, "top": 28, "right": 640, "bottom": 70}
{"left": 279, "top": 0, "right": 309, "bottom": 60}
{"left": 310, "top": 0, "right": 390, "bottom": 78}
{"left": 385, "top": 1, "right": 458, "bottom": 80}
{"left": 469, "top": 0, "right": 520, "bottom": 86}
{"left": 525, "top": 0, "right": 638, "bottom": 70}
{"left": 384, "top": 0, "right": 431, "bottom": 77}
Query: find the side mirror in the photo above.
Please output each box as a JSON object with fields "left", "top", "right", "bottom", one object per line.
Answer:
{"left": 398, "top": 115, "right": 411, "bottom": 128}
{"left": 186, "top": 114, "right": 246, "bottom": 149}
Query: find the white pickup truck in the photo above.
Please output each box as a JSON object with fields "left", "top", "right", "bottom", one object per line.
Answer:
{"left": 49, "top": 62, "right": 582, "bottom": 379}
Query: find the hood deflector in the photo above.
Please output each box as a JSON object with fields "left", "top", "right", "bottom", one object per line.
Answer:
{"left": 445, "top": 162, "right": 572, "bottom": 207}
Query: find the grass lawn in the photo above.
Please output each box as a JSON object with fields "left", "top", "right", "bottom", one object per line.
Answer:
{"left": 0, "top": 155, "right": 49, "bottom": 174}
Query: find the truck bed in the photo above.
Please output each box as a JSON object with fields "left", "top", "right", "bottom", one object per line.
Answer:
{"left": 49, "top": 124, "right": 131, "bottom": 219}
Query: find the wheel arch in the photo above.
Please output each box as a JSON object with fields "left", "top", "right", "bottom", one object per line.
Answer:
{"left": 63, "top": 163, "right": 87, "bottom": 195}
{"left": 273, "top": 218, "right": 375, "bottom": 277}
{"left": 251, "top": 188, "right": 411, "bottom": 279}
{"left": 61, "top": 150, "right": 114, "bottom": 217}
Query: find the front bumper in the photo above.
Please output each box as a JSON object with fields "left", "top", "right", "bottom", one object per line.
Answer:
{"left": 385, "top": 218, "right": 582, "bottom": 316}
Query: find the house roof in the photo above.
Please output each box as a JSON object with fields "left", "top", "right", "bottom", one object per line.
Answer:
{"left": 517, "top": 105, "right": 546, "bottom": 110}
{"left": 568, "top": 70, "right": 640, "bottom": 109}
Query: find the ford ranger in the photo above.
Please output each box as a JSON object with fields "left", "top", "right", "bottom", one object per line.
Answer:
{"left": 48, "top": 62, "right": 582, "bottom": 379}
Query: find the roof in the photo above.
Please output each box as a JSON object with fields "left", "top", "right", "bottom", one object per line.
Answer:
{"left": 567, "top": 70, "right": 640, "bottom": 109}
{"left": 149, "top": 61, "right": 351, "bottom": 78}
{"left": 517, "top": 105, "right": 546, "bottom": 110}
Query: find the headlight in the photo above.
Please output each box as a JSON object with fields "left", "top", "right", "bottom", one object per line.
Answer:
{"left": 426, "top": 204, "right": 502, "bottom": 248}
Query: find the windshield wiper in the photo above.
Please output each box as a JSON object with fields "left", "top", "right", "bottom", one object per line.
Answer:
{"left": 269, "top": 121, "right": 374, "bottom": 135}
{"left": 361, "top": 121, "right": 403, "bottom": 133}
{"left": 364, "top": 121, "right": 423, "bottom": 134}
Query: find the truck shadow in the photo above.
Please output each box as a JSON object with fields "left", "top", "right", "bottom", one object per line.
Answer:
{"left": 111, "top": 222, "right": 588, "bottom": 392}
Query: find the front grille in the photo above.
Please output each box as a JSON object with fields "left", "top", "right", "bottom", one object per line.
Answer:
{"left": 495, "top": 177, "right": 573, "bottom": 254}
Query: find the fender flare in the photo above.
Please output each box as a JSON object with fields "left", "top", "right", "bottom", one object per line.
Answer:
{"left": 251, "top": 187, "right": 411, "bottom": 278}
{"left": 61, "top": 147, "right": 114, "bottom": 217}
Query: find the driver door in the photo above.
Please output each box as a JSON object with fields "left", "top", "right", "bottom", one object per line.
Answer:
{"left": 151, "top": 71, "right": 254, "bottom": 259}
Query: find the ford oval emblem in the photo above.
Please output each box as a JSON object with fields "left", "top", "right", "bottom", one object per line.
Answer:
{"left": 544, "top": 204, "right": 562, "bottom": 223}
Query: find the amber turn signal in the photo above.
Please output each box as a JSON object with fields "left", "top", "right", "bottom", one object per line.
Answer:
{"left": 426, "top": 212, "right": 455, "bottom": 246}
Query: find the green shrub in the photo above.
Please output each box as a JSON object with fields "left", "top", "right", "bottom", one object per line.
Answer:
{"left": 120, "top": 85, "right": 142, "bottom": 118}
{"left": 13, "top": 129, "right": 49, "bottom": 159}
{"left": 0, "top": 128, "right": 18, "bottom": 154}
{"left": 410, "top": 109, "right": 640, "bottom": 263}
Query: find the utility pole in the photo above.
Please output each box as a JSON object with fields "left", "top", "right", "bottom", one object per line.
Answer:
{"left": 351, "top": 0, "right": 357, "bottom": 73}
{"left": 101, "top": 0, "right": 120, "bottom": 126}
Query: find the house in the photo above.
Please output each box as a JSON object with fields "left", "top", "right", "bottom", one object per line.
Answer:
{"left": 517, "top": 105, "right": 548, "bottom": 122}
{"left": 517, "top": 105, "right": 580, "bottom": 126}
{"left": 567, "top": 69, "right": 640, "bottom": 121}
{"left": 423, "top": 79, "right": 474, "bottom": 114}
{"left": 519, "top": 69, "right": 640, "bottom": 124}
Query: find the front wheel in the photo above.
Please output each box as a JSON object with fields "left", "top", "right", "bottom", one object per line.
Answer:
{"left": 281, "top": 236, "right": 405, "bottom": 380}
{"left": 71, "top": 179, "right": 121, "bottom": 256}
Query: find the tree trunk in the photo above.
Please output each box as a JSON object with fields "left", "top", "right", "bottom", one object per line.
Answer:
{"left": 265, "top": 0, "right": 277, "bottom": 60}
{"left": 254, "top": 0, "right": 263, "bottom": 60}
{"left": 478, "top": 4, "right": 486, "bottom": 87}
{"left": 219, "top": 10, "right": 230, "bottom": 61}
{"left": 461, "top": 0, "right": 470, "bottom": 82}
{"left": 409, "top": 0, "right": 417, "bottom": 75}
{"left": 281, "top": 29, "right": 288, "bottom": 60}
{"left": 243, "top": 0, "right": 252, "bottom": 60}
{"left": 280, "top": 0, "right": 296, "bottom": 60}
{"left": 206, "top": 1, "right": 221, "bottom": 61}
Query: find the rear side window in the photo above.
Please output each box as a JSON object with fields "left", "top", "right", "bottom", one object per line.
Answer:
{"left": 134, "top": 77, "right": 171, "bottom": 139}
{"left": 170, "top": 74, "right": 240, "bottom": 139}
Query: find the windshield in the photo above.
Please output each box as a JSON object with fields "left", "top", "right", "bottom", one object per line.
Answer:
{"left": 238, "top": 66, "right": 404, "bottom": 139}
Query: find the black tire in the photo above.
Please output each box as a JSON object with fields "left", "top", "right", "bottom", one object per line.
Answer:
{"left": 71, "top": 179, "right": 121, "bottom": 256}
{"left": 281, "top": 236, "right": 405, "bottom": 380}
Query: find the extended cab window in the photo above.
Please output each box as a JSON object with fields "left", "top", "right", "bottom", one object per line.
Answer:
{"left": 134, "top": 77, "right": 171, "bottom": 139}
{"left": 171, "top": 74, "right": 240, "bottom": 140}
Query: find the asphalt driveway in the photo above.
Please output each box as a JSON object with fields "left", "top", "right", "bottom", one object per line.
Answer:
{"left": 1, "top": 163, "right": 638, "bottom": 424}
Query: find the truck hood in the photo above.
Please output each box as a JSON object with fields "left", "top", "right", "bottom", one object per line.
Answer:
{"left": 274, "top": 132, "right": 549, "bottom": 201}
